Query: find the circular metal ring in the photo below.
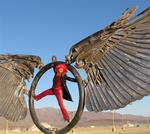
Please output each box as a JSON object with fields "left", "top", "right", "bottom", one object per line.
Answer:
{"left": 29, "top": 61, "right": 85, "bottom": 134}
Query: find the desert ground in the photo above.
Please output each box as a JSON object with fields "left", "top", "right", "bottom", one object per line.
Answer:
{"left": 1, "top": 126, "right": 150, "bottom": 134}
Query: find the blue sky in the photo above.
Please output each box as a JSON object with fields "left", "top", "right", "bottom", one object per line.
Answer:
{"left": 0, "top": 0, "right": 150, "bottom": 116}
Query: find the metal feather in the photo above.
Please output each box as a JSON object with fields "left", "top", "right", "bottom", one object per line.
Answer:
{"left": 0, "top": 54, "right": 43, "bottom": 121}
{"left": 67, "top": 7, "right": 150, "bottom": 112}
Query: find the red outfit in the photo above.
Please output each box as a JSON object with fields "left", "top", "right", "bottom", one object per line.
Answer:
{"left": 34, "top": 64, "right": 70, "bottom": 121}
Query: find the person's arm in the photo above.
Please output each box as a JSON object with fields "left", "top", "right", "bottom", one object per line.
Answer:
{"left": 64, "top": 75, "right": 77, "bottom": 82}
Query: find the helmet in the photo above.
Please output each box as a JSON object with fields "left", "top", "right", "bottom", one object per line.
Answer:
{"left": 54, "top": 64, "right": 68, "bottom": 73}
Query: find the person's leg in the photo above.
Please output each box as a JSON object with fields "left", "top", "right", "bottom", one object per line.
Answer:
{"left": 55, "top": 89, "right": 70, "bottom": 121}
{"left": 34, "top": 88, "right": 54, "bottom": 101}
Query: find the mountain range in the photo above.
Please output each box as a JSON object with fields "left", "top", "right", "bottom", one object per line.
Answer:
{"left": 0, "top": 107, "right": 149, "bottom": 130}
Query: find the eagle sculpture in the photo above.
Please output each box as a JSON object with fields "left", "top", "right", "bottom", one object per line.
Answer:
{"left": 0, "top": 54, "right": 43, "bottom": 121}
{"left": 0, "top": 6, "right": 150, "bottom": 122}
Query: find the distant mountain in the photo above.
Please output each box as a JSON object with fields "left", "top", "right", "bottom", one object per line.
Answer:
{"left": 0, "top": 107, "right": 149, "bottom": 130}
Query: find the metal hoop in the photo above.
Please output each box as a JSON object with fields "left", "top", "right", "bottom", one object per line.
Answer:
{"left": 29, "top": 61, "right": 85, "bottom": 134}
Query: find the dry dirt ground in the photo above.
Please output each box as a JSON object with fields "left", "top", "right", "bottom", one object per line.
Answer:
{"left": 71, "top": 126, "right": 150, "bottom": 134}
{"left": 0, "top": 126, "right": 150, "bottom": 134}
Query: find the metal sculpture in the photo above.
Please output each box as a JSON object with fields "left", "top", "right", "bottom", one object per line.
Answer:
{"left": 66, "top": 6, "right": 150, "bottom": 112}
{"left": 0, "top": 6, "right": 150, "bottom": 134}
{"left": 0, "top": 54, "right": 43, "bottom": 121}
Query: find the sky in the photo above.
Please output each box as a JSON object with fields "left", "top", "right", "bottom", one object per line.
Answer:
{"left": 0, "top": 0, "right": 150, "bottom": 116}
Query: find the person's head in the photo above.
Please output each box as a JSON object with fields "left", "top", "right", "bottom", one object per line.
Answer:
{"left": 52, "top": 56, "right": 57, "bottom": 63}
{"left": 55, "top": 64, "right": 68, "bottom": 75}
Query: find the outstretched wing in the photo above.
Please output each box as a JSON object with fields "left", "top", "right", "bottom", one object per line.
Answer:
{"left": 0, "top": 54, "right": 43, "bottom": 121}
{"left": 66, "top": 7, "right": 150, "bottom": 112}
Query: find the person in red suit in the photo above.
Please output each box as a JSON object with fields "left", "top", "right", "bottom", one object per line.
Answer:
{"left": 34, "top": 56, "right": 76, "bottom": 122}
